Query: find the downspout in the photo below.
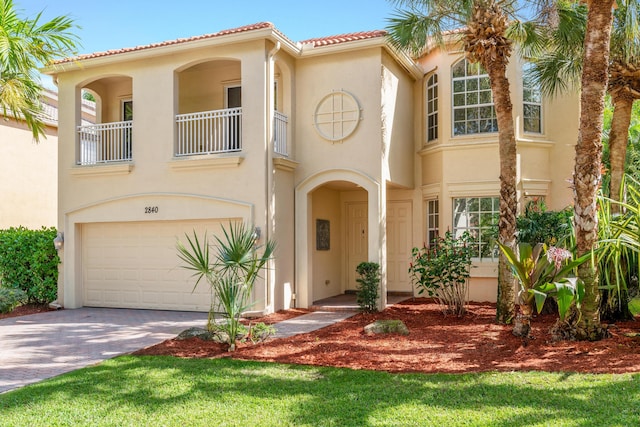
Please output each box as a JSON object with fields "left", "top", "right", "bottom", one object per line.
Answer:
{"left": 265, "top": 41, "right": 281, "bottom": 313}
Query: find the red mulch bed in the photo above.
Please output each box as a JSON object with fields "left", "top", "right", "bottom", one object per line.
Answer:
{"left": 133, "top": 299, "right": 640, "bottom": 374}
{"left": 0, "top": 303, "right": 54, "bottom": 320}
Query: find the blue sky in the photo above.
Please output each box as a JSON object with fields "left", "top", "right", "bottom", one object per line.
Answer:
{"left": 18, "top": 0, "right": 399, "bottom": 55}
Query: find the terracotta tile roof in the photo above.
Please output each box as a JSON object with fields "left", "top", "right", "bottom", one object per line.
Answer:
{"left": 53, "top": 22, "right": 277, "bottom": 65}
{"left": 300, "top": 30, "right": 387, "bottom": 47}
{"left": 52, "top": 24, "right": 390, "bottom": 66}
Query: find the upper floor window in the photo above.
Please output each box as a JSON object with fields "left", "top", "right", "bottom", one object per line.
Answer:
{"left": 452, "top": 59, "right": 497, "bottom": 136}
{"left": 523, "top": 63, "right": 542, "bottom": 133}
{"left": 426, "top": 74, "right": 438, "bottom": 142}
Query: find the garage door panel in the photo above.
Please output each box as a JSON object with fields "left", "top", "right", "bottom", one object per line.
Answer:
{"left": 83, "top": 220, "right": 226, "bottom": 311}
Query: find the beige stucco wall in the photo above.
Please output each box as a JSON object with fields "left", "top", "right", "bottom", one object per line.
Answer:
{"left": 415, "top": 45, "right": 580, "bottom": 302}
{"left": 272, "top": 165, "right": 296, "bottom": 310}
{"left": 0, "top": 120, "right": 57, "bottom": 229}
{"left": 311, "top": 187, "right": 343, "bottom": 301}
{"left": 294, "top": 48, "right": 385, "bottom": 185}
{"left": 382, "top": 52, "right": 415, "bottom": 189}
{"left": 178, "top": 60, "right": 240, "bottom": 114}
{"left": 54, "top": 38, "right": 290, "bottom": 310}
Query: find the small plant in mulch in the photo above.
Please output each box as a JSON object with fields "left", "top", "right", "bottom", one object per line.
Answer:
{"left": 176, "top": 321, "right": 275, "bottom": 346}
{"left": 355, "top": 262, "right": 380, "bottom": 313}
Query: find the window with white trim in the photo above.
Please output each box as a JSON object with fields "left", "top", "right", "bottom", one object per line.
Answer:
{"left": 426, "top": 199, "right": 439, "bottom": 246}
{"left": 523, "top": 63, "right": 542, "bottom": 133}
{"left": 426, "top": 74, "right": 438, "bottom": 142}
{"left": 452, "top": 197, "right": 499, "bottom": 260}
{"left": 452, "top": 59, "right": 497, "bottom": 136}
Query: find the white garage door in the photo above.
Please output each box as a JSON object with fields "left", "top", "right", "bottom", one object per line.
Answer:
{"left": 83, "top": 220, "right": 227, "bottom": 311}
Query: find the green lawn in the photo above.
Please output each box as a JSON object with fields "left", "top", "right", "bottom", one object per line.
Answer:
{"left": 1, "top": 357, "right": 639, "bottom": 426}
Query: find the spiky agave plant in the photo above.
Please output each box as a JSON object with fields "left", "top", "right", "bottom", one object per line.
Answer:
{"left": 177, "top": 222, "right": 275, "bottom": 351}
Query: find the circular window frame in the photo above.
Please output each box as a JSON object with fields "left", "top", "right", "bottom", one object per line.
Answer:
{"left": 313, "top": 90, "right": 362, "bottom": 142}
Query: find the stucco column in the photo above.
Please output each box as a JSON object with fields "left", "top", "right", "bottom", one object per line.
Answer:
{"left": 371, "top": 183, "right": 387, "bottom": 311}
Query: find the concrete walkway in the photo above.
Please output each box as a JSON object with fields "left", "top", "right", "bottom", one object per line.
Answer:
{"left": 0, "top": 307, "right": 356, "bottom": 394}
{"left": 272, "top": 310, "right": 357, "bottom": 338}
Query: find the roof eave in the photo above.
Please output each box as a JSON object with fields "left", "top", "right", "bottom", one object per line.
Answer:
{"left": 42, "top": 26, "right": 301, "bottom": 75}
{"left": 300, "top": 37, "right": 422, "bottom": 80}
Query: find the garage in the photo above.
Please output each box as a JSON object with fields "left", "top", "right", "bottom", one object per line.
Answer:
{"left": 82, "top": 219, "right": 225, "bottom": 311}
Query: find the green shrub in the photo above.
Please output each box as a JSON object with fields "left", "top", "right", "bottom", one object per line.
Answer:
{"left": 355, "top": 262, "right": 380, "bottom": 313}
{"left": 516, "top": 200, "right": 573, "bottom": 247}
{"left": 0, "top": 227, "right": 60, "bottom": 304}
{"left": 409, "top": 231, "right": 473, "bottom": 316}
{"left": 0, "top": 287, "right": 27, "bottom": 313}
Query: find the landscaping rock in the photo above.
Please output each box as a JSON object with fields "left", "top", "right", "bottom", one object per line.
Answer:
{"left": 364, "top": 319, "right": 409, "bottom": 336}
{"left": 176, "top": 327, "right": 227, "bottom": 342}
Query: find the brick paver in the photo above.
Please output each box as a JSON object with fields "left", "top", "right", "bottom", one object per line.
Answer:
{"left": 0, "top": 308, "right": 207, "bottom": 394}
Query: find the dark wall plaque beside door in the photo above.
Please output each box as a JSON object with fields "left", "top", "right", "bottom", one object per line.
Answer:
{"left": 316, "top": 219, "right": 330, "bottom": 250}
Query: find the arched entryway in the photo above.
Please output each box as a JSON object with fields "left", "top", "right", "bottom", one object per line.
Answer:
{"left": 295, "top": 170, "right": 387, "bottom": 309}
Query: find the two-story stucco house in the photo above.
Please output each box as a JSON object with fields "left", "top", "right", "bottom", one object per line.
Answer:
{"left": 44, "top": 22, "right": 579, "bottom": 314}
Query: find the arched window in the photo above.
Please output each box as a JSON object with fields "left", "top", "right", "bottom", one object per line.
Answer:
{"left": 426, "top": 74, "right": 438, "bottom": 142}
{"left": 452, "top": 58, "right": 497, "bottom": 136}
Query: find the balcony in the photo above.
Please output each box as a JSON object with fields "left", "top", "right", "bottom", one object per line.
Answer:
{"left": 176, "top": 107, "right": 242, "bottom": 156}
{"left": 274, "top": 111, "right": 288, "bottom": 157}
{"left": 77, "top": 121, "right": 132, "bottom": 165}
{"left": 175, "top": 107, "right": 289, "bottom": 158}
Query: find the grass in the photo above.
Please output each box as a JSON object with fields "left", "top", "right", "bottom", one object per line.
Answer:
{"left": 630, "top": 298, "right": 640, "bottom": 316}
{"left": 1, "top": 357, "right": 639, "bottom": 426}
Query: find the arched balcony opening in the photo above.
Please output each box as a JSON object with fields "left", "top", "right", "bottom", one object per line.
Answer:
{"left": 175, "top": 59, "right": 242, "bottom": 156}
{"left": 77, "top": 76, "right": 133, "bottom": 165}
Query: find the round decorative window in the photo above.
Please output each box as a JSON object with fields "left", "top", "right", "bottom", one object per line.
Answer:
{"left": 313, "top": 90, "right": 362, "bottom": 142}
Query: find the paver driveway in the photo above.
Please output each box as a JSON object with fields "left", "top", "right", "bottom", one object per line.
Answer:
{"left": 0, "top": 307, "right": 207, "bottom": 394}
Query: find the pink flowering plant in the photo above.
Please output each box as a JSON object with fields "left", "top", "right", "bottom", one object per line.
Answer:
{"left": 498, "top": 242, "right": 591, "bottom": 322}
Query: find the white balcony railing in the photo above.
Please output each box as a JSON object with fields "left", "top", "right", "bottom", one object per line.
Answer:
{"left": 274, "top": 111, "right": 288, "bottom": 157}
{"left": 175, "top": 107, "right": 242, "bottom": 156}
{"left": 77, "top": 121, "right": 132, "bottom": 165}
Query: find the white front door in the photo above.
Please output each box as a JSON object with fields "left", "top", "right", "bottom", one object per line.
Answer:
{"left": 386, "top": 201, "right": 413, "bottom": 292}
{"left": 346, "top": 202, "right": 368, "bottom": 291}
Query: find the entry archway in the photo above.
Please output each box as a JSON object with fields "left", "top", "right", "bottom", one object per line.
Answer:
{"left": 295, "top": 169, "right": 387, "bottom": 309}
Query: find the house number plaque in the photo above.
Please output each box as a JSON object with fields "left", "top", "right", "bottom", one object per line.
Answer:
{"left": 144, "top": 206, "right": 159, "bottom": 214}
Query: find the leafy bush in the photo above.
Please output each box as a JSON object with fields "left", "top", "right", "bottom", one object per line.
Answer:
{"left": 0, "top": 287, "right": 27, "bottom": 313}
{"left": 355, "top": 262, "right": 380, "bottom": 313}
{"left": 516, "top": 200, "right": 573, "bottom": 247}
{"left": 177, "top": 223, "right": 275, "bottom": 351}
{"left": 409, "top": 231, "right": 473, "bottom": 316}
{"left": 0, "top": 227, "right": 60, "bottom": 304}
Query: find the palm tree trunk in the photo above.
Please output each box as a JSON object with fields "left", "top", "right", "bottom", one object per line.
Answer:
{"left": 608, "top": 94, "right": 633, "bottom": 208}
{"left": 573, "top": 0, "right": 615, "bottom": 341}
{"left": 486, "top": 62, "right": 517, "bottom": 326}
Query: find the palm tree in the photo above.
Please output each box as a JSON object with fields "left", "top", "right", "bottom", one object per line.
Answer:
{"left": 572, "top": 0, "right": 617, "bottom": 340}
{"left": 526, "top": 1, "right": 640, "bottom": 209}
{"left": 387, "top": 0, "right": 527, "bottom": 327}
{"left": 0, "top": 0, "right": 78, "bottom": 140}
{"left": 608, "top": 2, "right": 640, "bottom": 207}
